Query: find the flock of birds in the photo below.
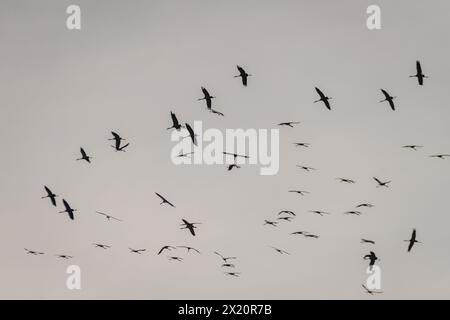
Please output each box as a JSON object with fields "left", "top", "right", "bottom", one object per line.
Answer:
{"left": 31, "top": 61, "right": 446, "bottom": 296}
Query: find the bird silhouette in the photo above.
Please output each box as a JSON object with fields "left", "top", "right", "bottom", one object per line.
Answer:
{"left": 296, "top": 165, "right": 315, "bottom": 171}
{"left": 223, "top": 152, "right": 249, "bottom": 160}
{"left": 157, "top": 245, "right": 176, "bottom": 255}
{"left": 361, "top": 239, "right": 375, "bottom": 245}
{"left": 167, "top": 111, "right": 183, "bottom": 131}
{"left": 185, "top": 123, "right": 197, "bottom": 146}
{"left": 180, "top": 219, "right": 200, "bottom": 236}
{"left": 109, "top": 131, "right": 125, "bottom": 145}
{"left": 278, "top": 210, "right": 295, "bottom": 216}
{"left": 430, "top": 154, "right": 450, "bottom": 159}
{"left": 177, "top": 246, "right": 201, "bottom": 254}
{"left": 198, "top": 87, "right": 224, "bottom": 116}
{"left": 364, "top": 251, "right": 379, "bottom": 270}
{"left": 224, "top": 272, "right": 240, "bottom": 277}
{"left": 59, "top": 199, "right": 76, "bottom": 220}
{"left": 221, "top": 263, "right": 235, "bottom": 268}
{"left": 270, "top": 246, "right": 290, "bottom": 255}
{"left": 168, "top": 256, "right": 183, "bottom": 262}
{"left": 234, "top": 65, "right": 251, "bottom": 86}
{"left": 76, "top": 147, "right": 92, "bottom": 163}
{"left": 337, "top": 178, "right": 356, "bottom": 184}
{"left": 264, "top": 220, "right": 278, "bottom": 227}
{"left": 356, "top": 203, "right": 374, "bottom": 208}
{"left": 289, "top": 190, "right": 310, "bottom": 196}
{"left": 404, "top": 229, "right": 421, "bottom": 252}
{"left": 344, "top": 211, "right": 362, "bottom": 216}
{"left": 41, "top": 186, "right": 58, "bottom": 207}
{"left": 303, "top": 233, "right": 320, "bottom": 239}
{"left": 25, "top": 248, "right": 44, "bottom": 255}
{"left": 293, "top": 143, "right": 311, "bottom": 148}
{"left": 373, "top": 177, "right": 391, "bottom": 188}
{"left": 379, "top": 89, "right": 396, "bottom": 111}
{"left": 277, "top": 216, "right": 294, "bottom": 222}
{"left": 402, "top": 145, "right": 423, "bottom": 151}
{"left": 93, "top": 243, "right": 111, "bottom": 249}
{"left": 278, "top": 122, "right": 300, "bottom": 128}
{"left": 228, "top": 164, "right": 241, "bottom": 171}
{"left": 309, "top": 210, "right": 330, "bottom": 216}
{"left": 155, "top": 192, "right": 175, "bottom": 208}
{"left": 55, "top": 254, "right": 73, "bottom": 259}
{"left": 177, "top": 151, "right": 194, "bottom": 158}
{"left": 409, "top": 60, "right": 427, "bottom": 86}
{"left": 314, "top": 87, "right": 332, "bottom": 110}
{"left": 129, "top": 248, "right": 146, "bottom": 254}
{"left": 291, "top": 231, "right": 309, "bottom": 236}
{"left": 214, "top": 252, "right": 237, "bottom": 263}
{"left": 95, "top": 211, "right": 122, "bottom": 222}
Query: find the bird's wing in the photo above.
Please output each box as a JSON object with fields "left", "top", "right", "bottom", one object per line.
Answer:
{"left": 111, "top": 132, "right": 120, "bottom": 140}
{"left": 62, "top": 199, "right": 69, "bottom": 210}
{"left": 416, "top": 61, "right": 422, "bottom": 75}
{"left": 185, "top": 123, "right": 197, "bottom": 146}
{"left": 408, "top": 241, "right": 414, "bottom": 252}
{"left": 381, "top": 89, "right": 389, "bottom": 98}
{"left": 80, "top": 148, "right": 87, "bottom": 157}
{"left": 44, "top": 186, "right": 51, "bottom": 195}
{"left": 171, "top": 112, "right": 179, "bottom": 126}
{"left": 188, "top": 226, "right": 196, "bottom": 236}
{"left": 315, "top": 87, "right": 324, "bottom": 98}
{"left": 373, "top": 177, "right": 382, "bottom": 184}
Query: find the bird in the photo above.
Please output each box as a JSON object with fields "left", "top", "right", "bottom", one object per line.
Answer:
{"left": 344, "top": 211, "right": 362, "bottom": 216}
{"left": 430, "top": 154, "right": 450, "bottom": 159}
{"left": 270, "top": 246, "right": 290, "bottom": 255}
{"left": 234, "top": 65, "right": 251, "bottom": 86}
{"left": 55, "top": 254, "right": 73, "bottom": 259}
{"left": 168, "top": 256, "right": 183, "bottom": 262}
{"left": 112, "top": 140, "right": 130, "bottom": 152}
{"left": 409, "top": 60, "right": 427, "bottom": 86}
{"left": 223, "top": 152, "right": 249, "bottom": 160}
{"left": 185, "top": 123, "right": 197, "bottom": 146}
{"left": 364, "top": 251, "right": 379, "bottom": 270}
{"left": 177, "top": 246, "right": 201, "bottom": 254}
{"left": 373, "top": 177, "right": 391, "bottom": 188}
{"left": 337, "top": 178, "right": 356, "bottom": 184}
{"left": 356, "top": 203, "right": 374, "bottom": 208}
{"left": 224, "top": 272, "right": 240, "bottom": 277}
{"left": 296, "top": 165, "right": 315, "bottom": 171}
{"left": 92, "top": 243, "right": 111, "bottom": 249}
{"left": 293, "top": 143, "right": 310, "bottom": 148}
{"left": 402, "top": 145, "right": 423, "bottom": 151}
{"left": 291, "top": 231, "right": 309, "bottom": 236}
{"left": 278, "top": 210, "right": 295, "bottom": 216}
{"left": 76, "top": 147, "right": 92, "bottom": 163}
{"left": 177, "top": 151, "right": 194, "bottom": 158}
{"left": 129, "top": 248, "right": 146, "bottom": 254}
{"left": 59, "top": 199, "right": 76, "bottom": 220}
{"left": 167, "top": 111, "right": 183, "bottom": 131}
{"left": 180, "top": 219, "right": 201, "bottom": 236}
{"left": 314, "top": 87, "right": 332, "bottom": 110}
{"left": 362, "top": 284, "right": 383, "bottom": 295}
{"left": 277, "top": 216, "right": 294, "bottom": 222}
{"left": 404, "top": 229, "right": 421, "bottom": 252}
{"left": 95, "top": 211, "right": 122, "bottom": 222}
{"left": 221, "top": 263, "right": 235, "bottom": 268}
{"left": 228, "top": 164, "right": 241, "bottom": 171}
{"left": 309, "top": 210, "right": 330, "bottom": 216}
{"left": 24, "top": 248, "right": 44, "bottom": 255}
{"left": 108, "top": 131, "right": 125, "bottom": 145}
{"left": 157, "top": 245, "right": 176, "bottom": 255}
{"left": 303, "top": 234, "right": 320, "bottom": 239}
{"left": 214, "top": 251, "right": 237, "bottom": 263}
{"left": 263, "top": 220, "right": 278, "bottom": 227}
{"left": 289, "top": 190, "right": 310, "bottom": 196}
{"left": 278, "top": 122, "right": 300, "bottom": 128}
{"left": 41, "top": 186, "right": 58, "bottom": 207}
{"left": 198, "top": 87, "right": 224, "bottom": 116}
{"left": 361, "top": 239, "right": 375, "bottom": 245}
{"left": 379, "top": 89, "right": 396, "bottom": 111}
{"left": 155, "top": 192, "right": 175, "bottom": 208}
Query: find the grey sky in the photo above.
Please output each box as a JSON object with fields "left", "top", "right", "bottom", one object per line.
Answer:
{"left": 1, "top": 0, "right": 450, "bottom": 299}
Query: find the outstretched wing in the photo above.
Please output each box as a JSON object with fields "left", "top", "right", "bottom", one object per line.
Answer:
{"left": 185, "top": 123, "right": 197, "bottom": 146}
{"left": 171, "top": 112, "right": 179, "bottom": 127}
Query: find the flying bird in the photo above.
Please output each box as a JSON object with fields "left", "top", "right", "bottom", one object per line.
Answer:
{"left": 357, "top": 203, "right": 374, "bottom": 208}
{"left": 167, "top": 111, "right": 183, "bottom": 131}
{"left": 278, "top": 210, "right": 295, "bottom": 216}
{"left": 109, "top": 131, "right": 125, "bottom": 145}
{"left": 214, "top": 251, "right": 237, "bottom": 263}
{"left": 314, "top": 87, "right": 332, "bottom": 110}
{"left": 291, "top": 231, "right": 309, "bottom": 236}
{"left": 180, "top": 219, "right": 200, "bottom": 236}
{"left": 177, "top": 151, "right": 194, "bottom": 158}
{"left": 223, "top": 152, "right": 249, "bottom": 160}
{"left": 278, "top": 122, "right": 300, "bottom": 128}
{"left": 198, "top": 87, "right": 224, "bottom": 116}
{"left": 309, "top": 210, "right": 330, "bottom": 216}
{"left": 224, "top": 272, "right": 240, "bottom": 277}
{"left": 430, "top": 154, "right": 450, "bottom": 159}
{"left": 364, "top": 251, "right": 379, "bottom": 270}
{"left": 221, "top": 263, "right": 235, "bottom": 268}
{"left": 409, "top": 60, "right": 427, "bottom": 86}
{"left": 404, "top": 229, "right": 421, "bottom": 252}
{"left": 41, "top": 186, "right": 58, "bottom": 207}
{"left": 296, "top": 165, "right": 315, "bottom": 171}
{"left": 402, "top": 145, "right": 423, "bottom": 151}
{"left": 93, "top": 243, "right": 111, "bottom": 249}
{"left": 228, "top": 164, "right": 241, "bottom": 171}
{"left": 289, "top": 190, "right": 310, "bottom": 196}
{"left": 129, "top": 248, "right": 146, "bottom": 254}
{"left": 185, "top": 123, "right": 197, "bottom": 146}
{"left": 264, "top": 220, "right": 278, "bottom": 227}
{"left": 95, "top": 211, "right": 122, "bottom": 222}
{"left": 344, "top": 211, "right": 362, "bottom": 216}
{"left": 361, "top": 239, "right": 376, "bottom": 245}
{"left": 303, "top": 234, "right": 320, "bottom": 239}
{"left": 168, "top": 256, "right": 183, "bottom": 262}
{"left": 177, "top": 246, "right": 201, "bottom": 254}
{"left": 76, "top": 147, "right": 92, "bottom": 163}
{"left": 379, "top": 89, "right": 396, "bottom": 111}
{"left": 55, "top": 254, "right": 73, "bottom": 259}
{"left": 24, "top": 248, "right": 44, "bottom": 255}
{"left": 337, "top": 178, "right": 356, "bottom": 184}
{"left": 155, "top": 192, "right": 175, "bottom": 208}
{"left": 234, "top": 65, "right": 251, "bottom": 86}
{"left": 59, "top": 199, "right": 76, "bottom": 220}
{"left": 277, "top": 216, "right": 294, "bottom": 222}
{"left": 293, "top": 143, "right": 311, "bottom": 148}
{"left": 373, "top": 177, "right": 391, "bottom": 188}
{"left": 157, "top": 245, "right": 176, "bottom": 255}
{"left": 270, "top": 246, "right": 290, "bottom": 255}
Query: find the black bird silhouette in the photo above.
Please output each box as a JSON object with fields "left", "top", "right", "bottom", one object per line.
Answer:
{"left": 59, "top": 199, "right": 76, "bottom": 220}
{"left": 373, "top": 177, "right": 391, "bottom": 188}
{"left": 25, "top": 248, "right": 44, "bottom": 255}
{"left": 224, "top": 272, "right": 240, "bottom": 277}
{"left": 129, "top": 248, "right": 146, "bottom": 254}
{"left": 228, "top": 164, "right": 241, "bottom": 171}
{"left": 278, "top": 122, "right": 300, "bottom": 128}
{"left": 409, "top": 60, "right": 427, "bottom": 86}
{"left": 223, "top": 152, "right": 249, "bottom": 160}
{"left": 168, "top": 256, "right": 183, "bottom": 262}
{"left": 177, "top": 151, "right": 194, "bottom": 158}
{"left": 55, "top": 254, "right": 73, "bottom": 259}
{"left": 76, "top": 147, "right": 92, "bottom": 163}
{"left": 177, "top": 246, "right": 201, "bottom": 254}
{"left": 222, "top": 263, "right": 235, "bottom": 268}
{"left": 357, "top": 203, "right": 374, "bottom": 208}
{"left": 42, "top": 186, "right": 58, "bottom": 207}
{"left": 430, "top": 154, "right": 450, "bottom": 159}
{"left": 214, "top": 251, "right": 237, "bottom": 263}
{"left": 167, "top": 111, "right": 183, "bottom": 131}
{"left": 270, "top": 246, "right": 290, "bottom": 255}
{"left": 180, "top": 219, "right": 200, "bottom": 236}
{"left": 155, "top": 192, "right": 175, "bottom": 208}
{"left": 361, "top": 239, "right": 375, "bottom": 245}
{"left": 309, "top": 210, "right": 330, "bottom": 216}
{"left": 95, "top": 211, "right": 122, "bottom": 222}
{"left": 185, "top": 123, "right": 197, "bottom": 146}
{"left": 303, "top": 234, "right": 320, "bottom": 239}
{"left": 277, "top": 216, "right": 294, "bottom": 222}
{"left": 337, "top": 178, "right": 356, "bottom": 184}
{"left": 344, "top": 211, "right": 362, "bottom": 216}
{"left": 289, "top": 190, "right": 310, "bottom": 196}
{"left": 364, "top": 251, "right": 379, "bottom": 270}
{"left": 379, "top": 89, "right": 396, "bottom": 111}
{"left": 402, "top": 145, "right": 423, "bottom": 151}
{"left": 404, "top": 229, "right": 421, "bottom": 252}
{"left": 109, "top": 131, "right": 125, "bottom": 145}
{"left": 362, "top": 284, "right": 383, "bottom": 295}
{"left": 264, "top": 220, "right": 278, "bottom": 227}
{"left": 278, "top": 210, "right": 295, "bottom": 216}
{"left": 314, "top": 87, "right": 332, "bottom": 110}
{"left": 296, "top": 165, "right": 315, "bottom": 171}
{"left": 158, "top": 245, "right": 176, "bottom": 255}
{"left": 291, "top": 231, "right": 309, "bottom": 236}
{"left": 93, "top": 243, "right": 111, "bottom": 249}
{"left": 293, "top": 143, "right": 311, "bottom": 148}
{"left": 198, "top": 87, "right": 224, "bottom": 116}
{"left": 234, "top": 65, "right": 251, "bottom": 86}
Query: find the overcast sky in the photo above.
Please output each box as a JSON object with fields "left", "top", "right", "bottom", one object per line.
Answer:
{"left": 1, "top": 0, "right": 450, "bottom": 299}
